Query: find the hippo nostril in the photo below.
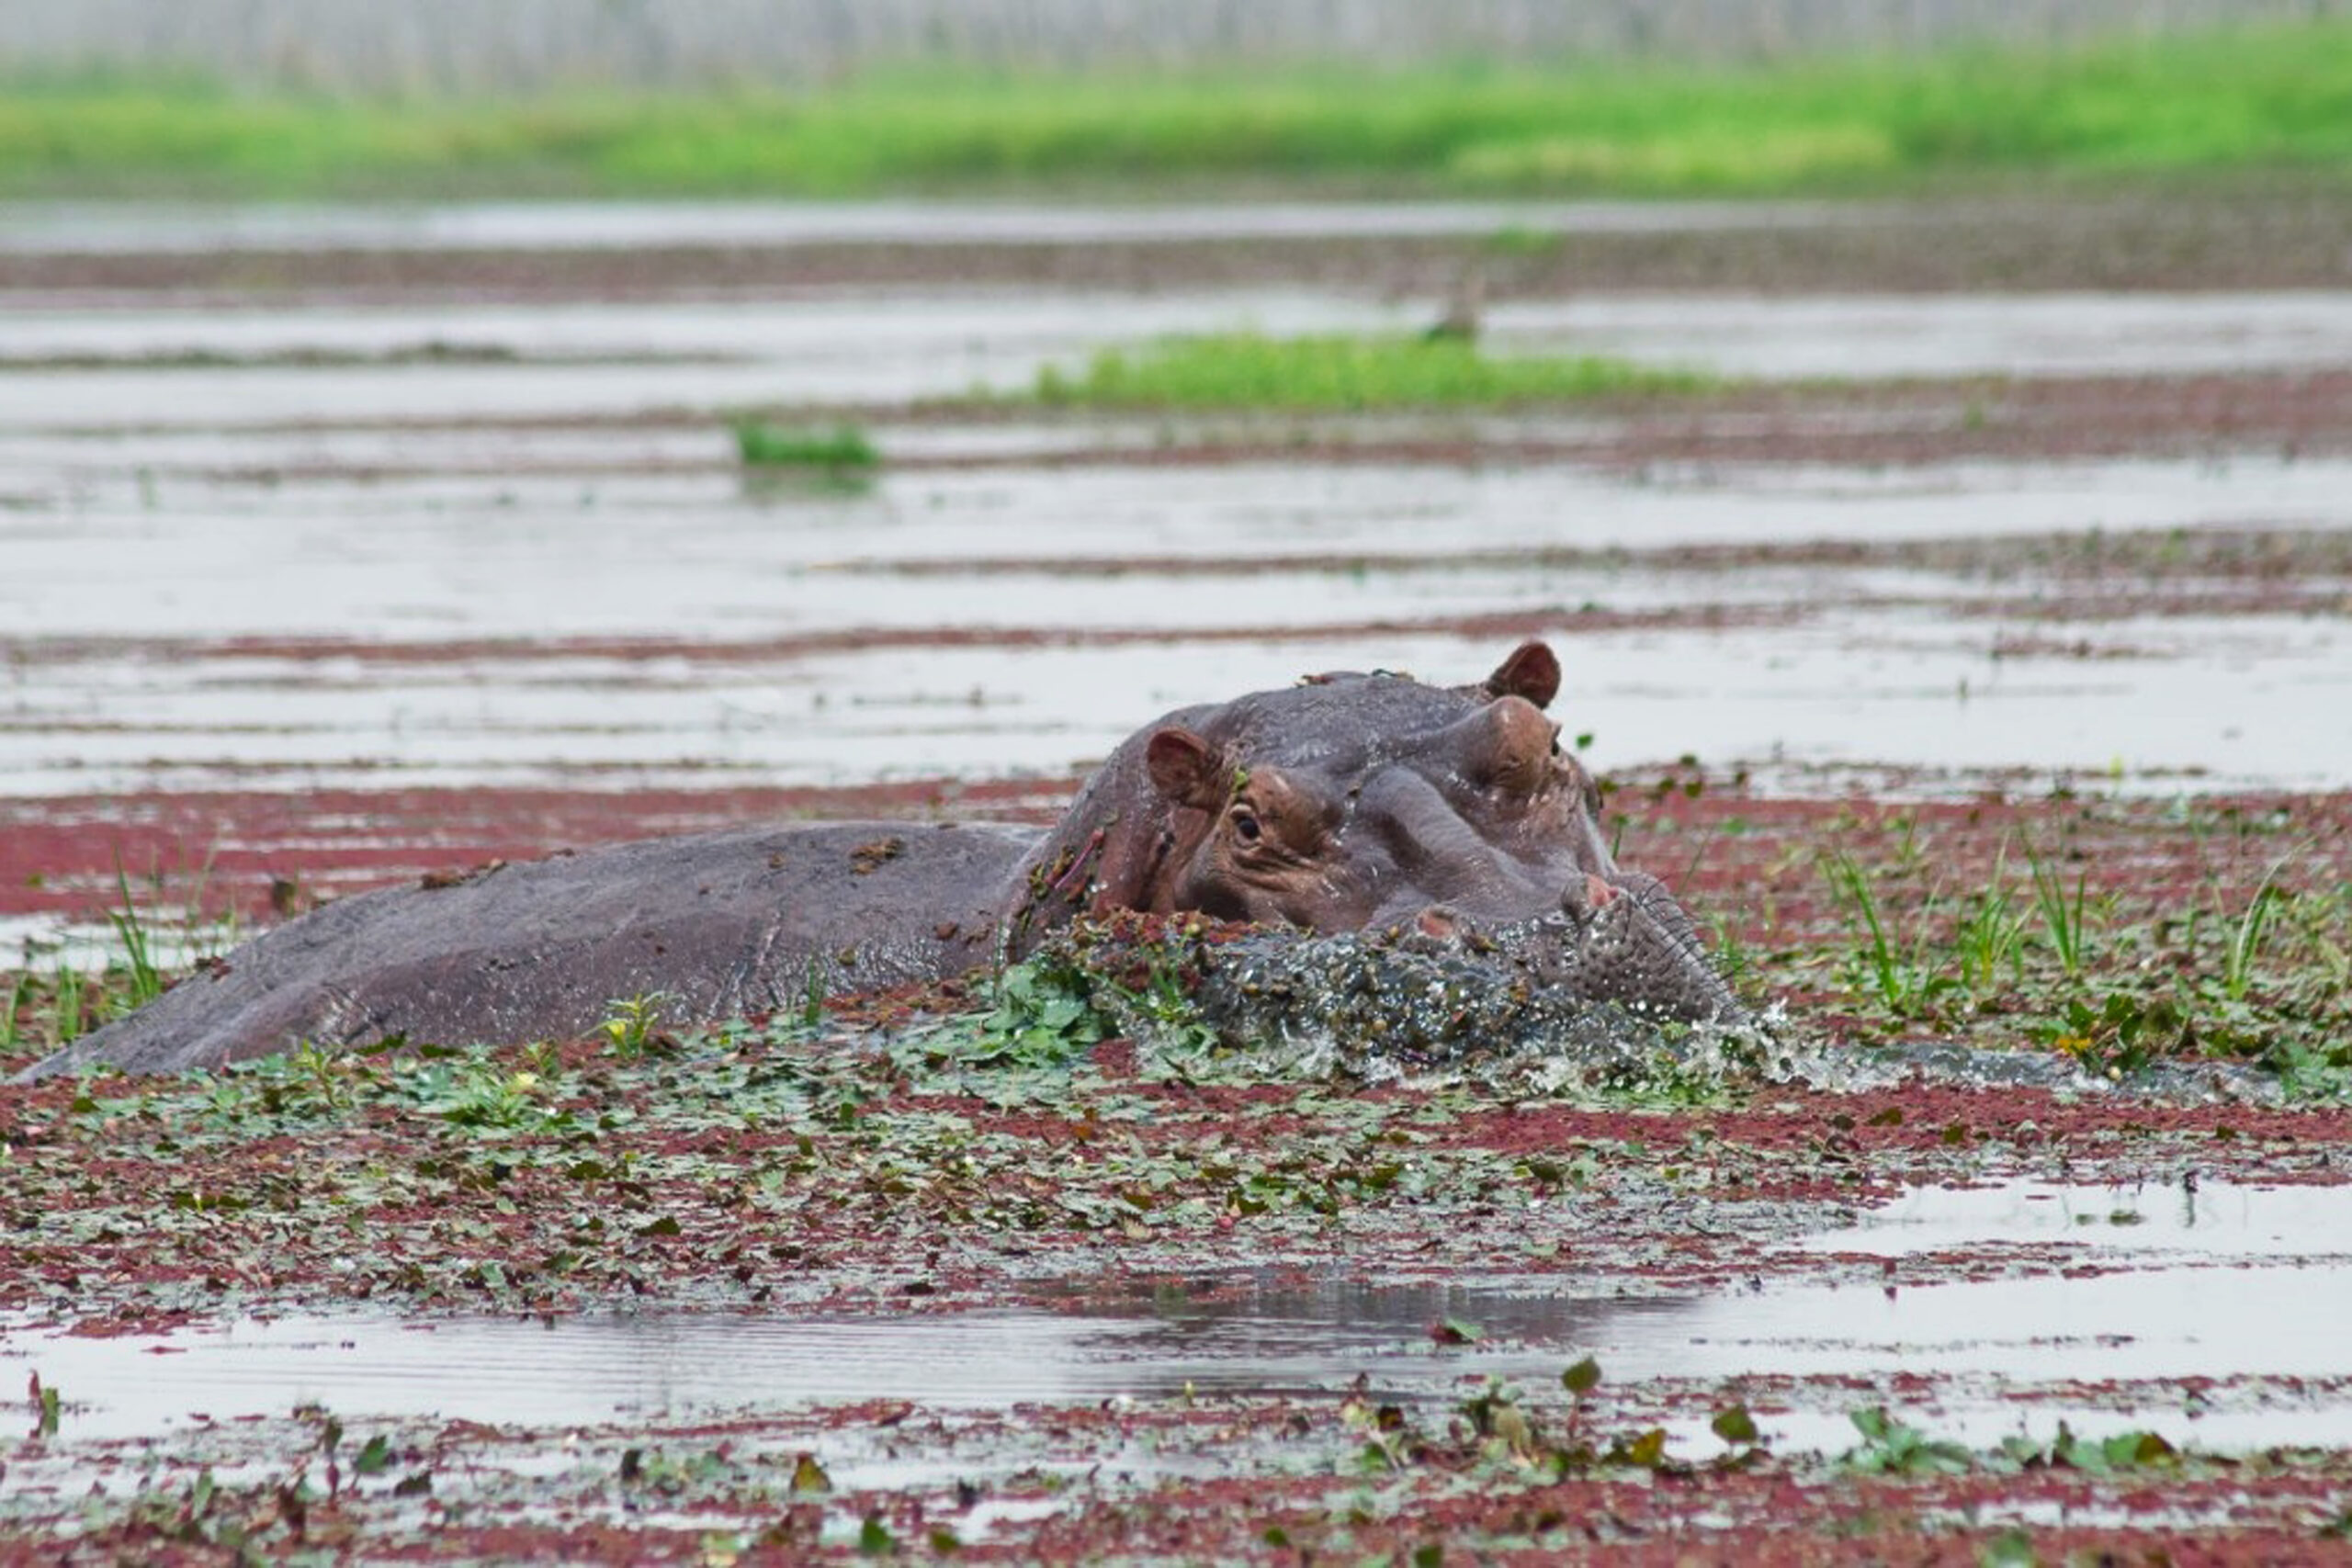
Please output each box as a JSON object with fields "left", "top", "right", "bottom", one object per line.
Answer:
{"left": 1561, "top": 873, "right": 1619, "bottom": 919}
{"left": 1415, "top": 906, "right": 1462, "bottom": 941}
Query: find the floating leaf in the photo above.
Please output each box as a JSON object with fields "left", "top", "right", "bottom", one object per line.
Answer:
{"left": 1978, "top": 1528, "right": 2038, "bottom": 1567}
{"left": 1615, "top": 1427, "right": 1669, "bottom": 1468}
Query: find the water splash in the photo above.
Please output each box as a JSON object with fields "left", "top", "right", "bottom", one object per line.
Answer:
{"left": 1058, "top": 920, "right": 2279, "bottom": 1105}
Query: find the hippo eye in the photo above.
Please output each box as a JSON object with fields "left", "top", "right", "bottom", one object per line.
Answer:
{"left": 1228, "top": 804, "right": 1262, "bottom": 843}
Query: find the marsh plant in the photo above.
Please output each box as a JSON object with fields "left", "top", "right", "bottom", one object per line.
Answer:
{"left": 1032, "top": 332, "right": 1711, "bottom": 412}
{"left": 1814, "top": 827, "right": 2350, "bottom": 1090}
{"left": 2, "top": 862, "right": 243, "bottom": 1056}
{"left": 730, "top": 420, "right": 879, "bottom": 475}
{"left": 599, "top": 992, "right": 673, "bottom": 1059}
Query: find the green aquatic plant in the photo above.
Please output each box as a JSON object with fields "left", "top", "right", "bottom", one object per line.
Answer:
{"left": 0, "top": 970, "right": 32, "bottom": 1053}
{"left": 2024, "top": 840, "right": 2096, "bottom": 977}
{"left": 2222, "top": 869, "right": 2283, "bottom": 1004}
{"left": 967, "top": 958, "right": 1107, "bottom": 1070}
{"left": 1031, "top": 332, "right": 1711, "bottom": 412}
{"left": 731, "top": 420, "right": 879, "bottom": 473}
{"left": 1841, "top": 1406, "right": 1973, "bottom": 1476}
{"left": 107, "top": 863, "right": 166, "bottom": 1008}
{"left": 599, "top": 992, "right": 672, "bottom": 1059}
{"left": 49, "top": 963, "right": 88, "bottom": 1045}
{"left": 1819, "top": 845, "right": 1949, "bottom": 1018}
{"left": 1951, "top": 845, "right": 2027, "bottom": 991}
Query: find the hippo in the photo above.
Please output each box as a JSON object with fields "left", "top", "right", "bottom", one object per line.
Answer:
{"left": 21, "top": 642, "right": 1739, "bottom": 1079}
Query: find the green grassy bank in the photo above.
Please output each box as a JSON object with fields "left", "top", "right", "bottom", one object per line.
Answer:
{"left": 4, "top": 21, "right": 2351, "bottom": 199}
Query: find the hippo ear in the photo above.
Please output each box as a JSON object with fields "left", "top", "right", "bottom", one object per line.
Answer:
{"left": 1483, "top": 641, "right": 1561, "bottom": 710}
{"left": 1145, "top": 728, "right": 1228, "bottom": 810}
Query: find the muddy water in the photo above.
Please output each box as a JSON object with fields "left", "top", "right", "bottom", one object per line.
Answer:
{"left": 9, "top": 1180, "right": 2348, "bottom": 1454}
{"left": 6, "top": 610, "right": 2348, "bottom": 799}
{"left": 0, "top": 198, "right": 1870, "bottom": 255}
{"left": 7, "top": 292, "right": 2352, "bottom": 428}
{"left": 0, "top": 294, "right": 1409, "bottom": 423}
{"left": 1490, "top": 291, "right": 2352, "bottom": 379}
{"left": 6, "top": 457, "right": 2350, "bottom": 798}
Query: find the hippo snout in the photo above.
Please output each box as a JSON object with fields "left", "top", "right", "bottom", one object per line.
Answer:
{"left": 1559, "top": 872, "right": 1622, "bottom": 921}
{"left": 1396, "top": 872, "right": 1746, "bottom": 1028}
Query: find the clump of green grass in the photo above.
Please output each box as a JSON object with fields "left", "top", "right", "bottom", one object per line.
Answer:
{"left": 1801, "top": 819, "right": 2351, "bottom": 1093}
{"left": 1032, "top": 332, "right": 1711, "bottom": 412}
{"left": 731, "top": 421, "right": 879, "bottom": 473}
{"left": 1819, "top": 844, "right": 1951, "bottom": 1019}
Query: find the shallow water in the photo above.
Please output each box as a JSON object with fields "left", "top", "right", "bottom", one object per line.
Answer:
{"left": 18, "top": 451, "right": 2352, "bottom": 593}
{"left": 0, "top": 198, "right": 1878, "bottom": 255}
{"left": 8, "top": 1179, "right": 2348, "bottom": 1453}
{"left": 5, "top": 455, "right": 2348, "bottom": 797}
{"left": 0, "top": 293, "right": 1408, "bottom": 423}
{"left": 5, "top": 291, "right": 2348, "bottom": 427}
{"left": 1491, "top": 290, "right": 2352, "bottom": 380}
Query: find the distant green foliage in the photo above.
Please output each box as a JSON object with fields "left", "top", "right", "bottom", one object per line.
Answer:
{"left": 6, "top": 23, "right": 2352, "bottom": 197}
{"left": 731, "top": 421, "right": 879, "bottom": 472}
{"left": 1034, "top": 333, "right": 1711, "bottom": 411}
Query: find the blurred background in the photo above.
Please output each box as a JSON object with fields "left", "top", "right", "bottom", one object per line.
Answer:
{"left": 6, "top": 0, "right": 2337, "bottom": 86}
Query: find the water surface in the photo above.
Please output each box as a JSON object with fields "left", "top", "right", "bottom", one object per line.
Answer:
{"left": 10, "top": 1180, "right": 2348, "bottom": 1453}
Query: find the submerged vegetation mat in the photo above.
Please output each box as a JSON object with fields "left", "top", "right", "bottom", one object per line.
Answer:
{"left": 8, "top": 20, "right": 2352, "bottom": 199}
{"left": 4, "top": 920, "right": 2351, "bottom": 1559}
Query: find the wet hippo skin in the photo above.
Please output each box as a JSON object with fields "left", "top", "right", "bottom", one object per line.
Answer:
{"left": 25, "top": 643, "right": 1737, "bottom": 1077}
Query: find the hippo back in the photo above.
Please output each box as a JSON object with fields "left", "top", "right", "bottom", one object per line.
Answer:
{"left": 24, "top": 821, "right": 1035, "bottom": 1078}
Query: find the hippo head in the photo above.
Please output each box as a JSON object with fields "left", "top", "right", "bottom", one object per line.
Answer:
{"left": 1006, "top": 642, "right": 1740, "bottom": 1025}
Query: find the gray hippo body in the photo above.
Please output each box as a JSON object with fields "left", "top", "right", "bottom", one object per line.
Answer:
{"left": 28, "top": 823, "right": 1034, "bottom": 1078}
{"left": 25, "top": 644, "right": 1742, "bottom": 1079}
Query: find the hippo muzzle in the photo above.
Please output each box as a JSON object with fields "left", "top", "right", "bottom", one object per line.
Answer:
{"left": 1010, "top": 640, "right": 1743, "bottom": 1029}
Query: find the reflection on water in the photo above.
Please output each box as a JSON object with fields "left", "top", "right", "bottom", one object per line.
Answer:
{"left": 7, "top": 1179, "right": 2349, "bottom": 1452}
